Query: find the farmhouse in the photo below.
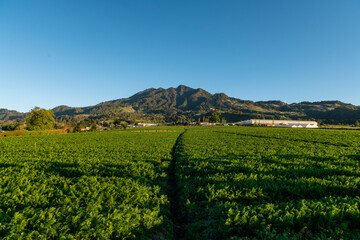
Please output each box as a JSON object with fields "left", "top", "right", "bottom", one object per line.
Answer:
{"left": 236, "top": 119, "right": 318, "bottom": 128}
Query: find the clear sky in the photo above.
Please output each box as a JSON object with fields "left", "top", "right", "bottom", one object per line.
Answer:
{"left": 1, "top": 0, "right": 360, "bottom": 112}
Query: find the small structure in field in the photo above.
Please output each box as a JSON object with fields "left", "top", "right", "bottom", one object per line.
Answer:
{"left": 81, "top": 127, "right": 91, "bottom": 131}
{"left": 199, "top": 122, "right": 217, "bottom": 126}
{"left": 236, "top": 119, "right": 318, "bottom": 128}
{"left": 137, "top": 123, "right": 159, "bottom": 127}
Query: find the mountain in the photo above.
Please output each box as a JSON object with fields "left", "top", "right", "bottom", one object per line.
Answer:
{"left": 1, "top": 85, "right": 360, "bottom": 124}
{"left": 0, "top": 109, "right": 27, "bottom": 121}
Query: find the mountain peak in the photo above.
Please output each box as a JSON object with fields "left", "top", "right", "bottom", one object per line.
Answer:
{"left": 176, "top": 84, "right": 191, "bottom": 89}
{"left": 1, "top": 86, "right": 359, "bottom": 125}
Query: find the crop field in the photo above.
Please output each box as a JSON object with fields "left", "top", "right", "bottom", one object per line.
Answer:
{"left": 176, "top": 127, "right": 360, "bottom": 239}
{"left": 0, "top": 129, "right": 182, "bottom": 239}
{"left": 1, "top": 126, "right": 360, "bottom": 239}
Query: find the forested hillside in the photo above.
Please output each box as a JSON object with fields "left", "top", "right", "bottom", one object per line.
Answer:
{"left": 2, "top": 85, "right": 360, "bottom": 124}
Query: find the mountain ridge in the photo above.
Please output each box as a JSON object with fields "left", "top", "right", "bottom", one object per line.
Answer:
{"left": 1, "top": 85, "right": 360, "bottom": 124}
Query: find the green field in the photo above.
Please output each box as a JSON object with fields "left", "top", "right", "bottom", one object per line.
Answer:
{"left": 1, "top": 127, "right": 360, "bottom": 239}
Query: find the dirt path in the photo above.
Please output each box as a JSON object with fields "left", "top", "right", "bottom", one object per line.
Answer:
{"left": 167, "top": 129, "right": 187, "bottom": 240}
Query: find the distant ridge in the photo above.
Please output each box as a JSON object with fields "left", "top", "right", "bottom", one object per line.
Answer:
{"left": 1, "top": 85, "right": 360, "bottom": 124}
{"left": 0, "top": 108, "right": 27, "bottom": 122}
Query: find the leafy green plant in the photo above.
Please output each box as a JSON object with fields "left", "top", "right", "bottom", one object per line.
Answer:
{"left": 0, "top": 128, "right": 182, "bottom": 239}
{"left": 175, "top": 127, "right": 360, "bottom": 239}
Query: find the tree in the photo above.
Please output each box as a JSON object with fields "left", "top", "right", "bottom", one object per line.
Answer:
{"left": 113, "top": 119, "right": 122, "bottom": 128}
{"left": 209, "top": 113, "right": 220, "bottom": 123}
{"left": 355, "top": 120, "right": 360, "bottom": 127}
{"left": 73, "top": 124, "right": 82, "bottom": 132}
{"left": 26, "top": 107, "right": 55, "bottom": 130}
{"left": 1, "top": 123, "right": 19, "bottom": 131}
{"left": 90, "top": 122, "right": 98, "bottom": 131}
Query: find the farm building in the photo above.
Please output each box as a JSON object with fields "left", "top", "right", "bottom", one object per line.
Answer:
{"left": 199, "top": 122, "right": 217, "bottom": 126}
{"left": 137, "top": 123, "right": 159, "bottom": 127}
{"left": 236, "top": 119, "right": 318, "bottom": 128}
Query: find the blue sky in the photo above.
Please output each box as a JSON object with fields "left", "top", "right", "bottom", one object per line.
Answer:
{"left": 1, "top": 0, "right": 359, "bottom": 112}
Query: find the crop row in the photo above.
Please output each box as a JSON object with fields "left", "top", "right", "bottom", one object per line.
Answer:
{"left": 175, "top": 127, "right": 360, "bottom": 239}
{"left": 2, "top": 126, "right": 360, "bottom": 239}
{"left": 0, "top": 129, "right": 182, "bottom": 239}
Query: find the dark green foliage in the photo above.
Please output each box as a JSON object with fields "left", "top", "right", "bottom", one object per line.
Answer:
{"left": 113, "top": 118, "right": 122, "bottom": 126}
{"left": 89, "top": 122, "right": 97, "bottom": 131}
{"left": 1, "top": 123, "right": 18, "bottom": 131}
{"left": 209, "top": 113, "right": 220, "bottom": 123}
{"left": 355, "top": 120, "right": 360, "bottom": 127}
{"left": 72, "top": 124, "right": 82, "bottom": 132}
{"left": 175, "top": 127, "right": 360, "bottom": 239}
{"left": 2, "top": 126, "right": 360, "bottom": 239}
{"left": 0, "top": 129, "right": 182, "bottom": 239}
{"left": 26, "top": 107, "right": 55, "bottom": 131}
